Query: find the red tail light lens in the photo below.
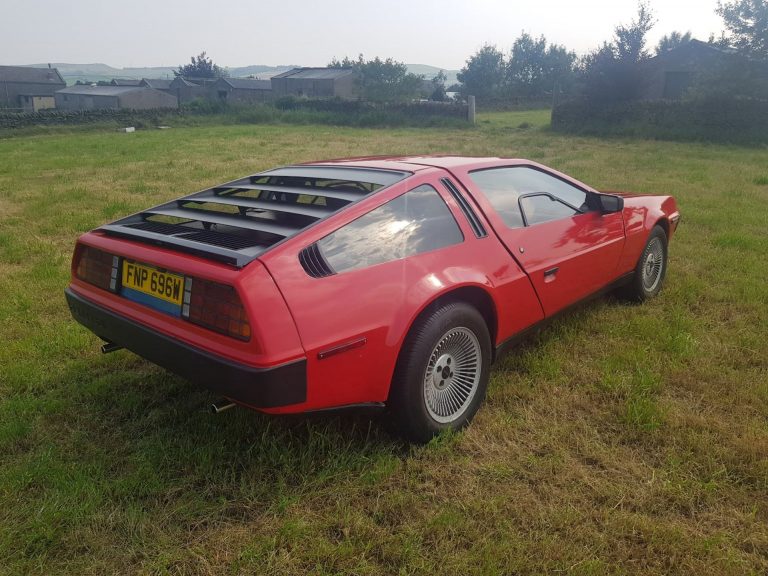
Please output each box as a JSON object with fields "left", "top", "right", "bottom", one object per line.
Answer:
{"left": 75, "top": 246, "right": 119, "bottom": 292}
{"left": 183, "top": 278, "right": 251, "bottom": 341}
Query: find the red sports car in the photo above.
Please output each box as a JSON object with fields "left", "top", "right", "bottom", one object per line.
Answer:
{"left": 66, "top": 156, "right": 680, "bottom": 442}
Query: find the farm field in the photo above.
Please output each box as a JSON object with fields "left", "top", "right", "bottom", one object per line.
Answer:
{"left": 0, "top": 111, "right": 766, "bottom": 575}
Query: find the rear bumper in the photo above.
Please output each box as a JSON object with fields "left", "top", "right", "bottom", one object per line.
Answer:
{"left": 65, "top": 287, "right": 307, "bottom": 408}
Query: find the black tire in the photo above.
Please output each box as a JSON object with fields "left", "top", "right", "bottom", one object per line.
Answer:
{"left": 620, "top": 225, "right": 668, "bottom": 302}
{"left": 388, "top": 301, "right": 492, "bottom": 443}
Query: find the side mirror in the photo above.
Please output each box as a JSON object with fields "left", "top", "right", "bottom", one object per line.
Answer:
{"left": 597, "top": 194, "right": 624, "bottom": 214}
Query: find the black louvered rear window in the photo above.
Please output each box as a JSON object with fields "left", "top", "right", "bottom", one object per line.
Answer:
{"left": 100, "top": 165, "right": 411, "bottom": 267}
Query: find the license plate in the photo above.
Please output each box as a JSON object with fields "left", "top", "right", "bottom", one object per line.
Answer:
{"left": 121, "top": 260, "right": 184, "bottom": 315}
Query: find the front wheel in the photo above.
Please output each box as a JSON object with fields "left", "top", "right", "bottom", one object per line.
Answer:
{"left": 620, "top": 225, "right": 668, "bottom": 302}
{"left": 388, "top": 302, "right": 491, "bottom": 443}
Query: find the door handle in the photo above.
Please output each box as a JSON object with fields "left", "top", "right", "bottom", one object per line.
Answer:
{"left": 543, "top": 267, "right": 559, "bottom": 282}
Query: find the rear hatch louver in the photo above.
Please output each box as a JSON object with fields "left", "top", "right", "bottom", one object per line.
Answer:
{"left": 100, "top": 166, "right": 409, "bottom": 267}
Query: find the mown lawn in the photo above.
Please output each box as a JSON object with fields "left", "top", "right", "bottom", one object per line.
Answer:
{"left": 0, "top": 111, "right": 766, "bottom": 575}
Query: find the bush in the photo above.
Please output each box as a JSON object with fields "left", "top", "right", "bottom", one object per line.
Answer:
{"left": 551, "top": 97, "right": 768, "bottom": 144}
{"left": 181, "top": 98, "right": 228, "bottom": 114}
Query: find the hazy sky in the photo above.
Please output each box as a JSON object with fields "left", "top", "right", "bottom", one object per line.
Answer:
{"left": 2, "top": 0, "right": 724, "bottom": 69}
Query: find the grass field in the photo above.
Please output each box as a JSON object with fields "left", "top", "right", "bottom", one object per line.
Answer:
{"left": 1, "top": 111, "right": 766, "bottom": 575}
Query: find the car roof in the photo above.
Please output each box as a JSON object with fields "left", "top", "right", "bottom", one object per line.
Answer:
{"left": 306, "top": 156, "right": 598, "bottom": 197}
{"left": 301, "top": 155, "right": 530, "bottom": 172}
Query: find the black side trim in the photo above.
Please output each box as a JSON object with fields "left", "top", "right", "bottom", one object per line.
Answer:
{"left": 65, "top": 288, "right": 306, "bottom": 408}
{"left": 493, "top": 272, "right": 634, "bottom": 362}
{"left": 441, "top": 178, "right": 488, "bottom": 238}
{"left": 303, "top": 402, "right": 385, "bottom": 416}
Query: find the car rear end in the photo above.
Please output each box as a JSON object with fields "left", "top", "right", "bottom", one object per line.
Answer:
{"left": 66, "top": 164, "right": 411, "bottom": 412}
{"left": 67, "top": 233, "right": 308, "bottom": 408}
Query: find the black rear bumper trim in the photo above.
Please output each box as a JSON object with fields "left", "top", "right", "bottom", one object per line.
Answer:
{"left": 65, "top": 287, "right": 307, "bottom": 408}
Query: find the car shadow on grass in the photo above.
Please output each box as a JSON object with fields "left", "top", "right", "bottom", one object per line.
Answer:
{"left": 54, "top": 349, "right": 409, "bottom": 492}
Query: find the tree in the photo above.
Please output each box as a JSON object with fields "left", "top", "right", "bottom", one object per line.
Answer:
{"left": 328, "top": 55, "right": 423, "bottom": 101}
{"left": 507, "top": 33, "right": 547, "bottom": 96}
{"left": 716, "top": 0, "right": 768, "bottom": 58}
{"left": 328, "top": 55, "right": 363, "bottom": 68}
{"left": 614, "top": 1, "right": 656, "bottom": 63}
{"left": 456, "top": 45, "right": 506, "bottom": 100}
{"left": 429, "top": 70, "right": 448, "bottom": 101}
{"left": 577, "top": 2, "right": 656, "bottom": 104}
{"left": 175, "top": 52, "right": 227, "bottom": 79}
{"left": 656, "top": 31, "right": 692, "bottom": 54}
{"left": 507, "top": 33, "right": 576, "bottom": 98}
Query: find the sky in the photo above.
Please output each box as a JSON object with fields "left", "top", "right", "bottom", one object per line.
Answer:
{"left": 1, "top": 0, "right": 724, "bottom": 70}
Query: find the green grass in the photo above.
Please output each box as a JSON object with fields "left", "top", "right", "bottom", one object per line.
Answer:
{"left": 1, "top": 110, "right": 767, "bottom": 575}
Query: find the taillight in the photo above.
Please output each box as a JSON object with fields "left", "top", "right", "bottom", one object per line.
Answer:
{"left": 182, "top": 277, "right": 251, "bottom": 341}
{"left": 75, "top": 246, "right": 119, "bottom": 292}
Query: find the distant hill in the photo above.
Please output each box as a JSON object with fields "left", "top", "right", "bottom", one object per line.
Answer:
{"left": 21, "top": 62, "right": 459, "bottom": 87}
{"left": 26, "top": 63, "right": 178, "bottom": 85}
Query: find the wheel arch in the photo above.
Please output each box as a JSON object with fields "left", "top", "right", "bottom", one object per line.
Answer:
{"left": 386, "top": 283, "right": 497, "bottom": 406}
{"left": 653, "top": 217, "right": 670, "bottom": 238}
{"left": 393, "top": 284, "right": 498, "bottom": 370}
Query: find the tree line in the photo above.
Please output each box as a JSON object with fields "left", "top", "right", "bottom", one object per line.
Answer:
{"left": 458, "top": 0, "right": 767, "bottom": 105}
{"left": 176, "top": 0, "right": 767, "bottom": 105}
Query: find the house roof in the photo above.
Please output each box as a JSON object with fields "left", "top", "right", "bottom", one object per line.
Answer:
{"left": 56, "top": 85, "right": 149, "bottom": 96}
{"left": 272, "top": 67, "right": 354, "bottom": 80}
{"left": 0, "top": 65, "right": 65, "bottom": 85}
{"left": 169, "top": 76, "right": 219, "bottom": 87}
{"left": 141, "top": 78, "right": 173, "bottom": 89}
{"left": 651, "top": 38, "right": 743, "bottom": 63}
{"left": 219, "top": 77, "right": 271, "bottom": 90}
{"left": 111, "top": 78, "right": 142, "bottom": 86}
{"left": 169, "top": 77, "right": 197, "bottom": 87}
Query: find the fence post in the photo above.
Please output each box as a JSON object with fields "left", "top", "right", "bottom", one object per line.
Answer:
{"left": 467, "top": 95, "right": 476, "bottom": 125}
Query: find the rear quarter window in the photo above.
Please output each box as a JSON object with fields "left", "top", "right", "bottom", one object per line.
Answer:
{"left": 316, "top": 184, "right": 463, "bottom": 273}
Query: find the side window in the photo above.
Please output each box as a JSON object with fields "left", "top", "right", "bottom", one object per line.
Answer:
{"left": 468, "top": 166, "right": 587, "bottom": 228}
{"left": 316, "top": 184, "right": 463, "bottom": 273}
{"left": 520, "top": 194, "right": 579, "bottom": 226}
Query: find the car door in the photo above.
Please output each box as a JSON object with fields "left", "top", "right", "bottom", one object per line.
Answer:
{"left": 461, "top": 166, "right": 625, "bottom": 317}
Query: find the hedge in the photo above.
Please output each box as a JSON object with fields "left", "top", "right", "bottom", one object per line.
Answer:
{"left": 271, "top": 97, "right": 469, "bottom": 118}
{"left": 0, "top": 108, "right": 179, "bottom": 129}
{"left": 0, "top": 99, "right": 470, "bottom": 131}
{"left": 551, "top": 97, "right": 768, "bottom": 145}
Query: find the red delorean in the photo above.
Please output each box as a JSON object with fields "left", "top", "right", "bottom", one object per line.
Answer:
{"left": 66, "top": 156, "right": 680, "bottom": 442}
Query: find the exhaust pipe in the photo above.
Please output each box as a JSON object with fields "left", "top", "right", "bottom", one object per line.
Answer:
{"left": 101, "top": 341, "right": 122, "bottom": 354}
{"left": 210, "top": 400, "right": 236, "bottom": 414}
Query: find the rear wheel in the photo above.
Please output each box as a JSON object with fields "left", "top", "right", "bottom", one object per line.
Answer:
{"left": 389, "top": 302, "right": 491, "bottom": 443}
{"left": 620, "top": 225, "right": 668, "bottom": 302}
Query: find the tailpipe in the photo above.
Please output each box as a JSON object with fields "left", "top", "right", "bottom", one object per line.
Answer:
{"left": 101, "top": 341, "right": 122, "bottom": 354}
{"left": 210, "top": 400, "right": 236, "bottom": 414}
